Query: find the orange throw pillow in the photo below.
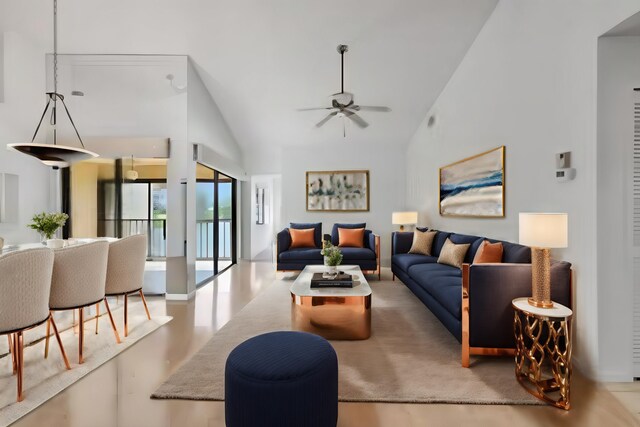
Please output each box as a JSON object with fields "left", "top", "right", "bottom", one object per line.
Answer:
{"left": 338, "top": 228, "right": 365, "bottom": 248}
{"left": 290, "top": 228, "right": 316, "bottom": 248}
{"left": 473, "top": 240, "right": 503, "bottom": 263}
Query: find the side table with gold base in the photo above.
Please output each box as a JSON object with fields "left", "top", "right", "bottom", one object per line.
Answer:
{"left": 512, "top": 297, "right": 573, "bottom": 410}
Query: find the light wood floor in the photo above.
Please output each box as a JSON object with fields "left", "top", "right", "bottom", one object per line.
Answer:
{"left": 12, "top": 261, "right": 640, "bottom": 427}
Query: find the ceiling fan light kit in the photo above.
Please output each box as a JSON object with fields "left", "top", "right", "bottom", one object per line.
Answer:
{"left": 7, "top": 0, "right": 98, "bottom": 169}
{"left": 297, "top": 44, "right": 391, "bottom": 136}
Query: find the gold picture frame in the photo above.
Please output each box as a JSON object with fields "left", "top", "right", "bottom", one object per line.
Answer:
{"left": 439, "top": 146, "right": 505, "bottom": 218}
{"left": 306, "top": 170, "right": 370, "bottom": 212}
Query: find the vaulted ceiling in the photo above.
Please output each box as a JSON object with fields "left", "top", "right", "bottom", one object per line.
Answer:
{"left": 1, "top": 0, "right": 497, "bottom": 155}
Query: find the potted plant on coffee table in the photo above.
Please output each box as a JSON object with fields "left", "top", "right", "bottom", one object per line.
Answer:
{"left": 321, "top": 240, "right": 343, "bottom": 275}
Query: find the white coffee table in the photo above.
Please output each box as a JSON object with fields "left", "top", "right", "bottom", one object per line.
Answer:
{"left": 290, "top": 265, "right": 372, "bottom": 340}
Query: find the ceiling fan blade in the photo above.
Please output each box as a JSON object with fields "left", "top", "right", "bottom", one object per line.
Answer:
{"left": 297, "top": 107, "right": 333, "bottom": 111}
{"left": 316, "top": 111, "right": 338, "bottom": 127}
{"left": 344, "top": 111, "right": 369, "bottom": 128}
{"left": 351, "top": 105, "right": 391, "bottom": 112}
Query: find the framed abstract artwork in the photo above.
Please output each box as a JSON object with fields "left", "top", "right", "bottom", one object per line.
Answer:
{"left": 439, "top": 146, "right": 505, "bottom": 217}
{"left": 306, "top": 170, "right": 370, "bottom": 212}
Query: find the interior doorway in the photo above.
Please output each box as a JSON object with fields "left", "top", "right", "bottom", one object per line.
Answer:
{"left": 67, "top": 157, "right": 168, "bottom": 294}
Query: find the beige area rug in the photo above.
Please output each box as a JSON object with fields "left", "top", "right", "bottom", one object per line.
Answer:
{"left": 152, "top": 279, "right": 541, "bottom": 405}
{"left": 0, "top": 300, "right": 171, "bottom": 426}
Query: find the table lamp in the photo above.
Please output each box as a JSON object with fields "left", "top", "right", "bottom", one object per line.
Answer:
{"left": 392, "top": 211, "right": 418, "bottom": 231}
{"left": 519, "top": 213, "right": 568, "bottom": 308}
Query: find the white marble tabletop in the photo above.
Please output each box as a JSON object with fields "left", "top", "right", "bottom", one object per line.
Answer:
{"left": 290, "top": 265, "right": 372, "bottom": 297}
{"left": 512, "top": 297, "right": 572, "bottom": 318}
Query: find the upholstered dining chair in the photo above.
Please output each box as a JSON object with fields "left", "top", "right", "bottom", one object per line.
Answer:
{"left": 105, "top": 234, "right": 151, "bottom": 337}
{"left": 0, "top": 248, "right": 71, "bottom": 402}
{"left": 44, "top": 241, "right": 116, "bottom": 364}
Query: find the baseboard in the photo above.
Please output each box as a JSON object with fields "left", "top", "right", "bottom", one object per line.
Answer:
{"left": 165, "top": 290, "right": 196, "bottom": 301}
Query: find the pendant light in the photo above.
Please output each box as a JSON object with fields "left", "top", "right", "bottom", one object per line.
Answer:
{"left": 125, "top": 155, "right": 138, "bottom": 181}
{"left": 7, "top": 0, "right": 98, "bottom": 169}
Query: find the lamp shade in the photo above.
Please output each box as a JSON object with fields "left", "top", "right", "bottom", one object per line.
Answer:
{"left": 519, "top": 213, "right": 568, "bottom": 248}
{"left": 392, "top": 211, "right": 418, "bottom": 225}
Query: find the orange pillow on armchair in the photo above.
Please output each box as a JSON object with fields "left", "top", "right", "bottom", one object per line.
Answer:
{"left": 338, "top": 228, "right": 365, "bottom": 248}
{"left": 290, "top": 228, "right": 317, "bottom": 248}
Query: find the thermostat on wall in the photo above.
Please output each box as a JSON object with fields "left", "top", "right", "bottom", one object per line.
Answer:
{"left": 556, "top": 151, "right": 575, "bottom": 182}
{"left": 556, "top": 168, "right": 576, "bottom": 182}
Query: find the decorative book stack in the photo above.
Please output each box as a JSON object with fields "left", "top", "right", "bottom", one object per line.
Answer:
{"left": 310, "top": 272, "right": 353, "bottom": 288}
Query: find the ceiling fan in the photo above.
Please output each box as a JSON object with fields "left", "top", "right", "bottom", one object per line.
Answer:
{"left": 298, "top": 44, "right": 391, "bottom": 136}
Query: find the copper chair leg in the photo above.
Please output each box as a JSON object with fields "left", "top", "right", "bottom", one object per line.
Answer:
{"left": 8, "top": 334, "right": 16, "bottom": 374}
{"left": 95, "top": 303, "right": 100, "bottom": 334}
{"left": 139, "top": 290, "right": 151, "bottom": 320}
{"left": 49, "top": 314, "right": 71, "bottom": 370}
{"left": 15, "top": 332, "right": 24, "bottom": 402}
{"left": 44, "top": 316, "right": 51, "bottom": 359}
{"left": 104, "top": 298, "right": 121, "bottom": 344}
{"left": 124, "top": 294, "right": 129, "bottom": 337}
{"left": 7, "top": 334, "right": 18, "bottom": 375}
{"left": 78, "top": 308, "right": 84, "bottom": 364}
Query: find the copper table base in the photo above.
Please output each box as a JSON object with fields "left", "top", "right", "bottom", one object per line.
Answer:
{"left": 513, "top": 299, "right": 572, "bottom": 410}
{"left": 291, "top": 294, "right": 371, "bottom": 340}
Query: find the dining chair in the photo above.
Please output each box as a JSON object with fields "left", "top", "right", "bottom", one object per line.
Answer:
{"left": 105, "top": 235, "right": 151, "bottom": 337}
{"left": 0, "top": 248, "right": 70, "bottom": 402}
{"left": 45, "top": 241, "right": 116, "bottom": 364}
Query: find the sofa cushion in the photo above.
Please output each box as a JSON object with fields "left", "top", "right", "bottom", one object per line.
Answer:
{"left": 338, "top": 228, "right": 365, "bottom": 248}
{"left": 449, "top": 233, "right": 484, "bottom": 264}
{"left": 422, "top": 276, "right": 463, "bottom": 319}
{"left": 473, "top": 240, "right": 503, "bottom": 263}
{"left": 279, "top": 248, "right": 323, "bottom": 261}
{"left": 408, "top": 262, "right": 461, "bottom": 280}
{"left": 290, "top": 228, "right": 317, "bottom": 249}
{"left": 437, "top": 238, "right": 471, "bottom": 269}
{"left": 432, "top": 231, "right": 452, "bottom": 256}
{"left": 408, "top": 263, "right": 462, "bottom": 319}
{"left": 393, "top": 254, "right": 437, "bottom": 272}
{"left": 501, "top": 241, "right": 531, "bottom": 263}
{"left": 331, "top": 223, "right": 366, "bottom": 245}
{"left": 290, "top": 223, "right": 322, "bottom": 247}
{"left": 409, "top": 230, "right": 436, "bottom": 256}
{"left": 340, "top": 247, "right": 376, "bottom": 260}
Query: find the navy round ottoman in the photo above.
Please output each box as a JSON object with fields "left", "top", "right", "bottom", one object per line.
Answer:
{"left": 225, "top": 331, "right": 338, "bottom": 427}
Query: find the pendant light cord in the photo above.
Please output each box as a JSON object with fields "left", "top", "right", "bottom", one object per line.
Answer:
{"left": 34, "top": 0, "right": 86, "bottom": 149}
{"left": 53, "top": 0, "right": 58, "bottom": 95}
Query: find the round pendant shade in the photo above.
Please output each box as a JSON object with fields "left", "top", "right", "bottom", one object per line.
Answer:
{"left": 7, "top": 143, "right": 98, "bottom": 169}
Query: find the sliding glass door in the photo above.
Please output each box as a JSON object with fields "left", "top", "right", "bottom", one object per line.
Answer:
{"left": 196, "top": 163, "right": 237, "bottom": 285}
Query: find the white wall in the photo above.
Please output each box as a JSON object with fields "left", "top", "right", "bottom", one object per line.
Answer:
{"left": 405, "top": 0, "right": 640, "bottom": 379}
{"left": 597, "top": 36, "right": 640, "bottom": 381}
{"left": 187, "top": 61, "right": 243, "bottom": 166}
{"left": 0, "top": 32, "right": 53, "bottom": 244}
{"left": 280, "top": 143, "right": 404, "bottom": 267}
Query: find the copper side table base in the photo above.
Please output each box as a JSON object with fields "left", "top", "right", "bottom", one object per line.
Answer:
{"left": 291, "top": 294, "right": 371, "bottom": 340}
{"left": 513, "top": 307, "right": 572, "bottom": 410}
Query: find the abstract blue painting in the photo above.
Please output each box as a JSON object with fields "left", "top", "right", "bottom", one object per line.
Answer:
{"left": 439, "top": 146, "right": 505, "bottom": 217}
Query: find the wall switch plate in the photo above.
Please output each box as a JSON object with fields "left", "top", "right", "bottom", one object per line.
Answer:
{"left": 556, "top": 152, "right": 571, "bottom": 169}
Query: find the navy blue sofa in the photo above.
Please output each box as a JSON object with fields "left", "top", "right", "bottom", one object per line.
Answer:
{"left": 391, "top": 230, "right": 572, "bottom": 367}
{"left": 277, "top": 223, "right": 380, "bottom": 278}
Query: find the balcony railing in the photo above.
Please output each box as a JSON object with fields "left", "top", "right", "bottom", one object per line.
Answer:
{"left": 196, "top": 219, "right": 232, "bottom": 260}
{"left": 100, "top": 219, "right": 166, "bottom": 258}
{"left": 99, "top": 218, "right": 231, "bottom": 260}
